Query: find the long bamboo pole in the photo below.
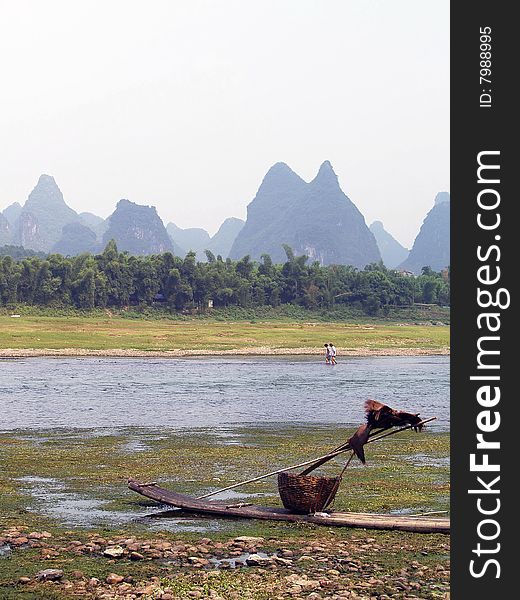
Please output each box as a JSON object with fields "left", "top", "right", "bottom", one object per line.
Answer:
{"left": 300, "top": 417, "right": 430, "bottom": 475}
{"left": 196, "top": 417, "right": 436, "bottom": 500}
{"left": 408, "top": 510, "right": 449, "bottom": 517}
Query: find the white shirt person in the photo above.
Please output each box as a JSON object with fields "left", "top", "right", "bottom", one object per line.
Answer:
{"left": 329, "top": 343, "right": 337, "bottom": 364}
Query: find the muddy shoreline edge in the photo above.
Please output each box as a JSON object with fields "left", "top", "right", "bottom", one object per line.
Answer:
{"left": 0, "top": 346, "right": 450, "bottom": 358}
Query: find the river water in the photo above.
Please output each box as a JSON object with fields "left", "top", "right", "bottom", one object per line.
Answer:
{"left": 0, "top": 355, "right": 449, "bottom": 431}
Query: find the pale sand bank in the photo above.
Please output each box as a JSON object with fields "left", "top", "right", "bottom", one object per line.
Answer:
{"left": 0, "top": 346, "right": 449, "bottom": 358}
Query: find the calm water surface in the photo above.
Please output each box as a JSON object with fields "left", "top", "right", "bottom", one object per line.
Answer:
{"left": 0, "top": 356, "right": 449, "bottom": 431}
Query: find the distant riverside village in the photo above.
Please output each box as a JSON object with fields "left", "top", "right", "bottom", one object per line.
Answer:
{"left": 0, "top": 162, "right": 449, "bottom": 313}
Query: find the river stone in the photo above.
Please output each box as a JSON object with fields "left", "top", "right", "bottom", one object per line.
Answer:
{"left": 273, "top": 556, "right": 293, "bottom": 566}
{"left": 285, "top": 574, "right": 320, "bottom": 590}
{"left": 245, "top": 553, "right": 272, "bottom": 566}
{"left": 28, "top": 532, "right": 45, "bottom": 539}
{"left": 36, "top": 569, "right": 64, "bottom": 581}
{"left": 106, "top": 573, "right": 124, "bottom": 584}
{"left": 137, "top": 584, "right": 157, "bottom": 595}
{"left": 103, "top": 545, "right": 124, "bottom": 558}
{"left": 234, "top": 536, "right": 264, "bottom": 544}
{"left": 12, "top": 536, "right": 29, "bottom": 545}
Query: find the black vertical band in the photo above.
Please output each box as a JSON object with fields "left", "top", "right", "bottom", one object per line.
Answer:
{"left": 451, "top": 2, "right": 514, "bottom": 597}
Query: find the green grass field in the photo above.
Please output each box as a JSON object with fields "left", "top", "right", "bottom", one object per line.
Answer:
{"left": 0, "top": 315, "right": 449, "bottom": 353}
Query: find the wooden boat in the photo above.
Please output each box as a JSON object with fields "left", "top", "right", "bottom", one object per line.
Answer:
{"left": 128, "top": 479, "right": 450, "bottom": 534}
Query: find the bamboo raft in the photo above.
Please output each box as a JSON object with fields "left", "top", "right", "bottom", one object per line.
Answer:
{"left": 128, "top": 479, "right": 450, "bottom": 534}
{"left": 128, "top": 408, "right": 449, "bottom": 534}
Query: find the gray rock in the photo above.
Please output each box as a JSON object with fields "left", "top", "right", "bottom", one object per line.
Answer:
{"left": 36, "top": 569, "right": 64, "bottom": 581}
{"left": 103, "top": 545, "right": 124, "bottom": 558}
{"left": 245, "top": 553, "right": 272, "bottom": 566}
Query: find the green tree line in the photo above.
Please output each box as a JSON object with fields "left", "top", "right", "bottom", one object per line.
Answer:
{"left": 0, "top": 241, "right": 449, "bottom": 315}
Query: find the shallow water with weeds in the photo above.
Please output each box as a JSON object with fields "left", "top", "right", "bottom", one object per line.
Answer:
{"left": 1, "top": 424, "right": 449, "bottom": 531}
{"left": 0, "top": 424, "right": 450, "bottom": 598}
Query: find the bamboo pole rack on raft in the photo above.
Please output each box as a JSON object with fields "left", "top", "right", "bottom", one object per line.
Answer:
{"left": 196, "top": 416, "right": 437, "bottom": 500}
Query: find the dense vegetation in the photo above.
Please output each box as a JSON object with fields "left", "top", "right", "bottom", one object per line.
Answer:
{"left": 0, "top": 241, "right": 449, "bottom": 315}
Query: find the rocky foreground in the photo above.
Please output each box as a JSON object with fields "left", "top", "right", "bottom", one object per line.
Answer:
{"left": 1, "top": 527, "right": 450, "bottom": 599}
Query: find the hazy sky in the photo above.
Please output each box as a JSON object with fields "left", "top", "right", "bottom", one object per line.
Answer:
{"left": 1, "top": 0, "right": 449, "bottom": 247}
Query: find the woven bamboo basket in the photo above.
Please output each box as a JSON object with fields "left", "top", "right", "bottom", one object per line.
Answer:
{"left": 277, "top": 472, "right": 340, "bottom": 514}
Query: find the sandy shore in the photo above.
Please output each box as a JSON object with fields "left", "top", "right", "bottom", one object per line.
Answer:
{"left": 0, "top": 346, "right": 450, "bottom": 358}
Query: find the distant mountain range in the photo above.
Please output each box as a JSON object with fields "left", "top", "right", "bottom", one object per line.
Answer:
{"left": 205, "top": 217, "right": 245, "bottom": 259}
{"left": 0, "top": 212, "right": 11, "bottom": 246}
{"left": 166, "top": 223, "right": 211, "bottom": 259}
{"left": 229, "top": 161, "right": 381, "bottom": 267}
{"left": 0, "top": 175, "right": 244, "bottom": 260}
{"left": 369, "top": 221, "right": 409, "bottom": 269}
{"left": 399, "top": 192, "right": 450, "bottom": 274}
{"left": 166, "top": 218, "right": 245, "bottom": 261}
{"left": 2, "top": 202, "right": 22, "bottom": 228}
{"left": 102, "top": 199, "right": 174, "bottom": 256}
{"left": 1, "top": 170, "right": 449, "bottom": 271}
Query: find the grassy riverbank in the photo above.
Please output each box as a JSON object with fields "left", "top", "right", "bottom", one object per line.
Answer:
{"left": 0, "top": 307, "right": 449, "bottom": 356}
{"left": 0, "top": 425, "right": 450, "bottom": 599}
